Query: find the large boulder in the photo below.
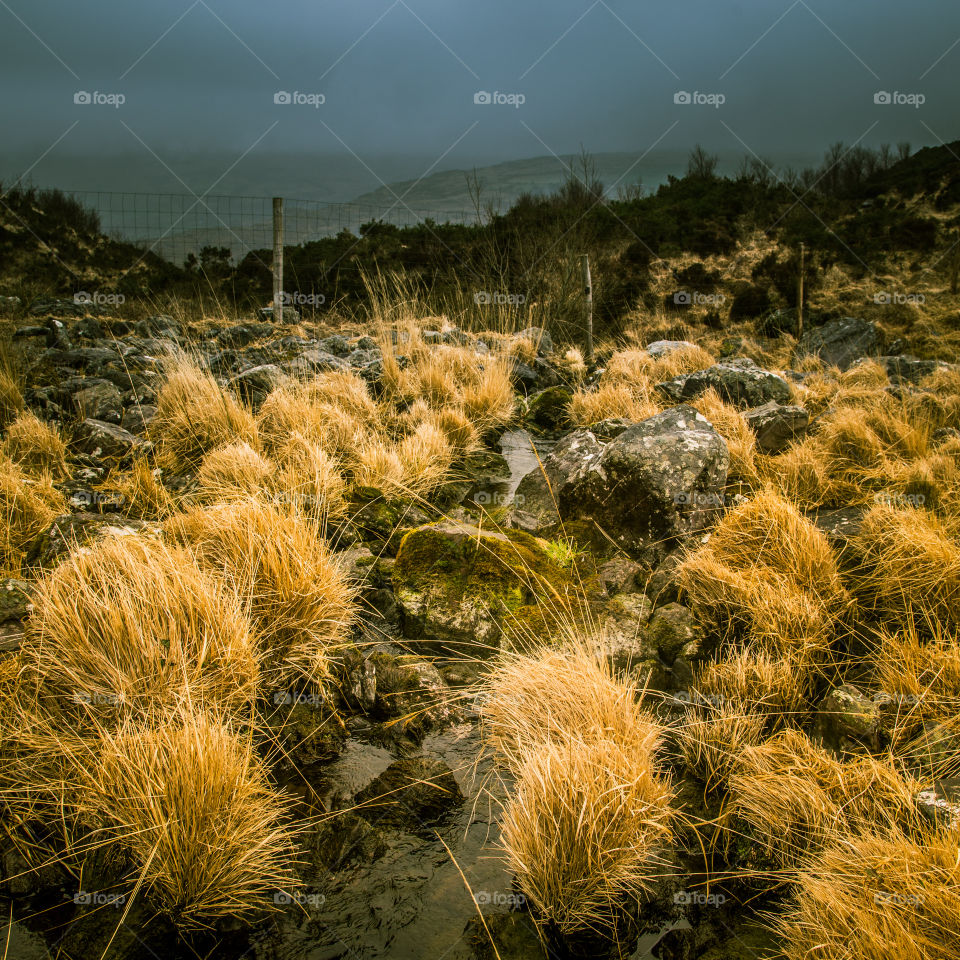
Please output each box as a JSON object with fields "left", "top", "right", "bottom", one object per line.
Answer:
{"left": 392, "top": 521, "right": 567, "bottom": 657}
{"left": 561, "top": 406, "right": 729, "bottom": 559}
{"left": 743, "top": 401, "right": 810, "bottom": 453}
{"left": 656, "top": 359, "right": 792, "bottom": 408}
{"left": 794, "top": 317, "right": 882, "bottom": 371}
{"left": 512, "top": 429, "right": 603, "bottom": 533}
{"left": 73, "top": 419, "right": 147, "bottom": 460}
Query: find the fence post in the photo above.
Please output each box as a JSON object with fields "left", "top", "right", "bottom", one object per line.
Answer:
{"left": 796, "top": 242, "right": 805, "bottom": 341}
{"left": 580, "top": 254, "right": 594, "bottom": 365}
{"left": 272, "top": 197, "right": 284, "bottom": 322}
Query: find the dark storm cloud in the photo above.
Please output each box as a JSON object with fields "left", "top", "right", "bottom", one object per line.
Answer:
{"left": 1, "top": 0, "right": 957, "bottom": 191}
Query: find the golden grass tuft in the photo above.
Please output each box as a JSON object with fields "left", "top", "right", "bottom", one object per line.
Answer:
{"left": 151, "top": 355, "right": 257, "bottom": 467}
{"left": 569, "top": 383, "right": 661, "bottom": 427}
{"left": 166, "top": 499, "right": 356, "bottom": 689}
{"left": 692, "top": 388, "right": 758, "bottom": 483}
{"left": 19, "top": 535, "right": 259, "bottom": 721}
{"left": 500, "top": 735, "right": 673, "bottom": 938}
{"left": 99, "top": 458, "right": 176, "bottom": 520}
{"left": 79, "top": 707, "right": 299, "bottom": 928}
{"left": 2, "top": 411, "right": 67, "bottom": 478}
{"left": 480, "top": 642, "right": 661, "bottom": 773}
{"left": 678, "top": 489, "right": 851, "bottom": 663}
{"left": 729, "top": 727, "right": 920, "bottom": 870}
{"left": 198, "top": 441, "right": 274, "bottom": 500}
{"left": 775, "top": 826, "right": 960, "bottom": 960}
{"left": 0, "top": 456, "right": 67, "bottom": 573}
{"left": 851, "top": 502, "right": 960, "bottom": 630}
{"left": 0, "top": 369, "right": 24, "bottom": 429}
{"left": 678, "top": 704, "right": 767, "bottom": 794}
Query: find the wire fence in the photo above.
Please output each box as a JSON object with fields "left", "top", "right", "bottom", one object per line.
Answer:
{"left": 66, "top": 190, "right": 478, "bottom": 267}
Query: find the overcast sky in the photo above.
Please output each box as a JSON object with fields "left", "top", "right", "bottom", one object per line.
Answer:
{"left": 1, "top": 0, "right": 957, "bottom": 196}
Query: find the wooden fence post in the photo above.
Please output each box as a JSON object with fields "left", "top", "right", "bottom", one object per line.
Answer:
{"left": 272, "top": 197, "right": 284, "bottom": 322}
{"left": 580, "top": 254, "right": 594, "bottom": 365}
{"left": 797, "top": 242, "right": 805, "bottom": 341}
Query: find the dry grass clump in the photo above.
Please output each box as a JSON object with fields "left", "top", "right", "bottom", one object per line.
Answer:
{"left": 151, "top": 355, "right": 257, "bottom": 467}
{"left": 0, "top": 368, "right": 24, "bottom": 429}
{"left": 2, "top": 411, "right": 67, "bottom": 478}
{"left": 395, "top": 421, "right": 455, "bottom": 497}
{"left": 569, "top": 383, "right": 661, "bottom": 427}
{"left": 166, "top": 499, "right": 356, "bottom": 690}
{"left": 480, "top": 642, "right": 661, "bottom": 773}
{"left": 692, "top": 388, "right": 758, "bottom": 483}
{"left": 872, "top": 620, "right": 960, "bottom": 749}
{"left": 99, "top": 458, "right": 177, "bottom": 520}
{"left": 500, "top": 735, "right": 673, "bottom": 938}
{"left": 80, "top": 708, "right": 298, "bottom": 928}
{"left": 567, "top": 343, "right": 712, "bottom": 427}
{"left": 198, "top": 441, "right": 274, "bottom": 501}
{"left": 678, "top": 490, "right": 851, "bottom": 664}
{"left": 775, "top": 826, "right": 960, "bottom": 960}
{"left": 0, "top": 456, "right": 67, "bottom": 573}
{"left": 678, "top": 704, "right": 766, "bottom": 794}
{"left": 729, "top": 727, "right": 920, "bottom": 870}
{"left": 693, "top": 646, "right": 809, "bottom": 721}
{"left": 850, "top": 502, "right": 960, "bottom": 630}
{"left": 271, "top": 433, "right": 347, "bottom": 518}
{"left": 19, "top": 535, "right": 259, "bottom": 721}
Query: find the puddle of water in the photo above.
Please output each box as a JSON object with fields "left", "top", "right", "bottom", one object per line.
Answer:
{"left": 499, "top": 429, "right": 556, "bottom": 502}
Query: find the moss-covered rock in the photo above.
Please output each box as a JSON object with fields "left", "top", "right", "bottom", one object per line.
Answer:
{"left": 393, "top": 521, "right": 571, "bottom": 657}
{"left": 526, "top": 385, "right": 573, "bottom": 431}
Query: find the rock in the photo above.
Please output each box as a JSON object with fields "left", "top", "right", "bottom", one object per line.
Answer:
{"left": 516, "top": 326, "right": 553, "bottom": 356}
{"left": 590, "top": 417, "right": 635, "bottom": 440}
{"left": 44, "top": 346, "right": 117, "bottom": 373}
{"left": 743, "top": 401, "right": 810, "bottom": 453}
{"left": 257, "top": 305, "right": 300, "bottom": 324}
{"left": 28, "top": 514, "right": 154, "bottom": 567}
{"left": 309, "top": 810, "right": 388, "bottom": 870}
{"left": 871, "top": 355, "right": 957, "bottom": 386}
{"left": 293, "top": 347, "right": 351, "bottom": 374}
{"left": 120, "top": 403, "right": 157, "bottom": 437}
{"left": 645, "top": 602, "right": 703, "bottom": 665}
{"left": 0, "top": 579, "right": 32, "bottom": 622}
{"left": 511, "top": 430, "right": 602, "bottom": 533}
{"left": 756, "top": 307, "right": 801, "bottom": 338}
{"left": 560, "top": 406, "right": 729, "bottom": 560}
{"left": 353, "top": 756, "right": 463, "bottom": 829}
{"left": 134, "top": 314, "right": 181, "bottom": 338}
{"left": 638, "top": 553, "right": 684, "bottom": 607}
{"left": 596, "top": 556, "right": 644, "bottom": 596}
{"left": 73, "top": 419, "right": 146, "bottom": 460}
{"left": 230, "top": 363, "right": 286, "bottom": 407}
{"left": 596, "top": 593, "right": 656, "bottom": 673}
{"left": 266, "top": 700, "right": 348, "bottom": 767}
{"left": 72, "top": 380, "right": 123, "bottom": 423}
{"left": 317, "top": 334, "right": 352, "bottom": 357}
{"left": 525, "top": 385, "right": 572, "bottom": 431}
{"left": 28, "top": 297, "right": 93, "bottom": 319}
{"left": 915, "top": 781, "right": 960, "bottom": 831}
{"left": 815, "top": 684, "right": 881, "bottom": 750}
{"left": 656, "top": 359, "right": 792, "bottom": 409}
{"left": 216, "top": 322, "right": 274, "bottom": 348}
{"left": 73, "top": 419, "right": 147, "bottom": 460}
{"left": 392, "top": 521, "right": 566, "bottom": 657}
{"left": 646, "top": 339, "right": 697, "bottom": 357}
{"left": 366, "top": 651, "right": 459, "bottom": 739}
{"left": 813, "top": 506, "right": 866, "bottom": 563}
{"left": 794, "top": 317, "right": 883, "bottom": 371}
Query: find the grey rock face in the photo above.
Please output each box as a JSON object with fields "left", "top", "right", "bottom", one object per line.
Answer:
{"left": 794, "top": 317, "right": 882, "bottom": 371}
{"left": 743, "top": 401, "right": 810, "bottom": 453}
{"left": 656, "top": 358, "right": 792, "bottom": 408}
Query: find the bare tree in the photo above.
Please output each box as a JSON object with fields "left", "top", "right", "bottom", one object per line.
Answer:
{"left": 687, "top": 144, "right": 719, "bottom": 179}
